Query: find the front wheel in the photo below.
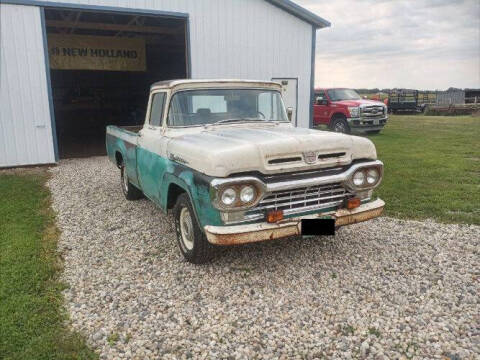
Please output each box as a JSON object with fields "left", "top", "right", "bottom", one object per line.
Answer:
{"left": 173, "top": 193, "right": 214, "bottom": 264}
{"left": 330, "top": 117, "right": 350, "bottom": 134}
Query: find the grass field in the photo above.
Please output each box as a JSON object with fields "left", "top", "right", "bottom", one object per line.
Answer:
{"left": 366, "top": 115, "right": 480, "bottom": 225}
{"left": 0, "top": 171, "right": 96, "bottom": 360}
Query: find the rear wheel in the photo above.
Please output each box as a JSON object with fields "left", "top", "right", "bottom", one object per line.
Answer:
{"left": 173, "top": 193, "right": 214, "bottom": 264}
{"left": 330, "top": 117, "right": 350, "bottom": 134}
{"left": 120, "top": 165, "right": 143, "bottom": 200}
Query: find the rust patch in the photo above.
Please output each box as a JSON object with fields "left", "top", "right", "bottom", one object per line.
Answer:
{"left": 206, "top": 225, "right": 299, "bottom": 246}
{"left": 334, "top": 206, "right": 384, "bottom": 227}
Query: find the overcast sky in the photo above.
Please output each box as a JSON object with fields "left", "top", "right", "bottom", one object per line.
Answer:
{"left": 296, "top": 0, "right": 480, "bottom": 90}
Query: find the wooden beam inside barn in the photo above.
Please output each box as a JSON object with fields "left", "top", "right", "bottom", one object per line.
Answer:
{"left": 46, "top": 20, "right": 183, "bottom": 35}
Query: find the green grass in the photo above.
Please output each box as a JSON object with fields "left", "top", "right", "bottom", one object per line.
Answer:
{"left": 366, "top": 115, "right": 480, "bottom": 225}
{"left": 368, "top": 327, "right": 382, "bottom": 338}
{"left": 0, "top": 172, "right": 96, "bottom": 360}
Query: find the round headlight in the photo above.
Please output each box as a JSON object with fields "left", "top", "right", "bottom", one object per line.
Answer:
{"left": 366, "top": 168, "right": 379, "bottom": 184}
{"left": 221, "top": 188, "right": 236, "bottom": 206}
{"left": 240, "top": 185, "right": 256, "bottom": 203}
{"left": 353, "top": 171, "right": 366, "bottom": 186}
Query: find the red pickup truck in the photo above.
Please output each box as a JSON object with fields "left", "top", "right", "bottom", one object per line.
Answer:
{"left": 314, "top": 88, "right": 388, "bottom": 134}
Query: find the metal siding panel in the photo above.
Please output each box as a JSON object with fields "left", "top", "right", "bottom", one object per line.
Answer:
{"left": 16, "top": 11, "right": 36, "bottom": 162}
{"left": 0, "top": 33, "right": 15, "bottom": 165}
{"left": 0, "top": 4, "right": 55, "bottom": 167}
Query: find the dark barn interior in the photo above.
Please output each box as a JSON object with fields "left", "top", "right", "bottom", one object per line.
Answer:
{"left": 45, "top": 9, "right": 187, "bottom": 158}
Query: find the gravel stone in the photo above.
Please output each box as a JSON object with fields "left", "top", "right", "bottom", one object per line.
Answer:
{"left": 360, "top": 341, "right": 369, "bottom": 358}
{"left": 48, "top": 157, "right": 480, "bottom": 359}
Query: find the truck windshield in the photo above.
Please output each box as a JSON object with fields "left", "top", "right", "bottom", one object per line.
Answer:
{"left": 167, "top": 89, "right": 288, "bottom": 127}
{"left": 327, "top": 89, "right": 361, "bottom": 101}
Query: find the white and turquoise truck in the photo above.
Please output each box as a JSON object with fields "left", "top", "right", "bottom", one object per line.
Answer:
{"left": 106, "top": 79, "right": 385, "bottom": 263}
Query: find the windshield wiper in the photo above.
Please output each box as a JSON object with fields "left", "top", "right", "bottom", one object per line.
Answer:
{"left": 212, "top": 118, "right": 266, "bottom": 125}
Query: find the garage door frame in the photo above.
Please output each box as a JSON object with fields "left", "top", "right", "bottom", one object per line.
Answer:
{"left": 3, "top": 0, "right": 191, "bottom": 162}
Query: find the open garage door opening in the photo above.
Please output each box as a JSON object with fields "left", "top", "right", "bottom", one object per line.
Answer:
{"left": 45, "top": 8, "right": 188, "bottom": 158}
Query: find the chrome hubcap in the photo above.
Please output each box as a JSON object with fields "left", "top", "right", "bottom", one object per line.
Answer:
{"left": 179, "top": 207, "right": 194, "bottom": 251}
{"left": 122, "top": 166, "right": 128, "bottom": 192}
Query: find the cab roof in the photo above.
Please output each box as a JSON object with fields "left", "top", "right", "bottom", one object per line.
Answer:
{"left": 151, "top": 79, "right": 283, "bottom": 91}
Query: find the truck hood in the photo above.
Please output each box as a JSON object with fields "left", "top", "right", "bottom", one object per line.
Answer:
{"left": 334, "top": 99, "right": 385, "bottom": 107}
{"left": 166, "top": 124, "right": 377, "bottom": 177}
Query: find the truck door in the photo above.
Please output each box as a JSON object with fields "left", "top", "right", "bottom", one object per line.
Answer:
{"left": 313, "top": 90, "right": 330, "bottom": 125}
{"left": 272, "top": 78, "right": 298, "bottom": 125}
{"left": 136, "top": 91, "right": 169, "bottom": 204}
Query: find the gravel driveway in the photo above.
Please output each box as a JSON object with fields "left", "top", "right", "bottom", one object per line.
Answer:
{"left": 48, "top": 157, "right": 479, "bottom": 360}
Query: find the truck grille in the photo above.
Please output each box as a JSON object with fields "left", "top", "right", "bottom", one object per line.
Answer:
{"left": 246, "top": 182, "right": 349, "bottom": 219}
{"left": 361, "top": 106, "right": 385, "bottom": 119}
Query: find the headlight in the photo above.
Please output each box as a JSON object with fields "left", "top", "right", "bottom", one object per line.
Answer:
{"left": 348, "top": 106, "right": 360, "bottom": 117}
{"left": 347, "top": 164, "right": 383, "bottom": 191}
{"left": 221, "top": 188, "right": 236, "bottom": 205}
{"left": 366, "top": 168, "right": 379, "bottom": 184}
{"left": 211, "top": 177, "right": 266, "bottom": 211}
{"left": 353, "top": 171, "right": 365, "bottom": 186}
{"left": 240, "top": 185, "right": 256, "bottom": 203}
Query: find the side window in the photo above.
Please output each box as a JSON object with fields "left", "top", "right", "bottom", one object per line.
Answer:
{"left": 149, "top": 92, "right": 166, "bottom": 127}
{"left": 327, "top": 90, "right": 336, "bottom": 101}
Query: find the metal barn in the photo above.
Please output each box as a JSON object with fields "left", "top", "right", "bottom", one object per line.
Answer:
{"left": 0, "top": 0, "right": 330, "bottom": 167}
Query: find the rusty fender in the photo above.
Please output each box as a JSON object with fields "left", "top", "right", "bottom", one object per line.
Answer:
{"left": 204, "top": 199, "right": 385, "bottom": 245}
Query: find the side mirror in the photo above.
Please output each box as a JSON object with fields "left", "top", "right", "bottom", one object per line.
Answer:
{"left": 286, "top": 107, "right": 293, "bottom": 121}
{"left": 316, "top": 97, "right": 328, "bottom": 106}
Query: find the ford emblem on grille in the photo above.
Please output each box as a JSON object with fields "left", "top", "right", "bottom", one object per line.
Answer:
{"left": 304, "top": 151, "right": 317, "bottom": 164}
{"left": 371, "top": 108, "right": 378, "bottom": 114}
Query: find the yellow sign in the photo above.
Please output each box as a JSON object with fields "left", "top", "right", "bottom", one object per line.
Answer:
{"left": 48, "top": 34, "right": 146, "bottom": 71}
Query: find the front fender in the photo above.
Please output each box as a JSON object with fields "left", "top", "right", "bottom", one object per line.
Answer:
{"left": 161, "top": 165, "right": 223, "bottom": 228}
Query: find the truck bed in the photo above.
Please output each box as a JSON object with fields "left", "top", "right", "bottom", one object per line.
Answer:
{"left": 106, "top": 125, "right": 141, "bottom": 166}
{"left": 106, "top": 125, "right": 141, "bottom": 141}
{"left": 116, "top": 125, "right": 143, "bottom": 133}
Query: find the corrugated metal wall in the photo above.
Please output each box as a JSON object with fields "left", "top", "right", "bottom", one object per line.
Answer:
{"left": 1, "top": 0, "right": 314, "bottom": 167}
{"left": 1, "top": 4, "right": 56, "bottom": 167}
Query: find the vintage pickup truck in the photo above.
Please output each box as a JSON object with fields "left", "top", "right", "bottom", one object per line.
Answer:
{"left": 106, "top": 80, "right": 385, "bottom": 263}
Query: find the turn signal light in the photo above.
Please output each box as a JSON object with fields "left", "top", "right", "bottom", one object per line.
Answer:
{"left": 267, "top": 210, "right": 284, "bottom": 223}
{"left": 346, "top": 197, "right": 361, "bottom": 210}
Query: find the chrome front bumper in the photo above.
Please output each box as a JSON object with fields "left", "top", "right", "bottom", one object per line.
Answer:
{"left": 204, "top": 199, "right": 385, "bottom": 246}
{"left": 347, "top": 116, "right": 387, "bottom": 132}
